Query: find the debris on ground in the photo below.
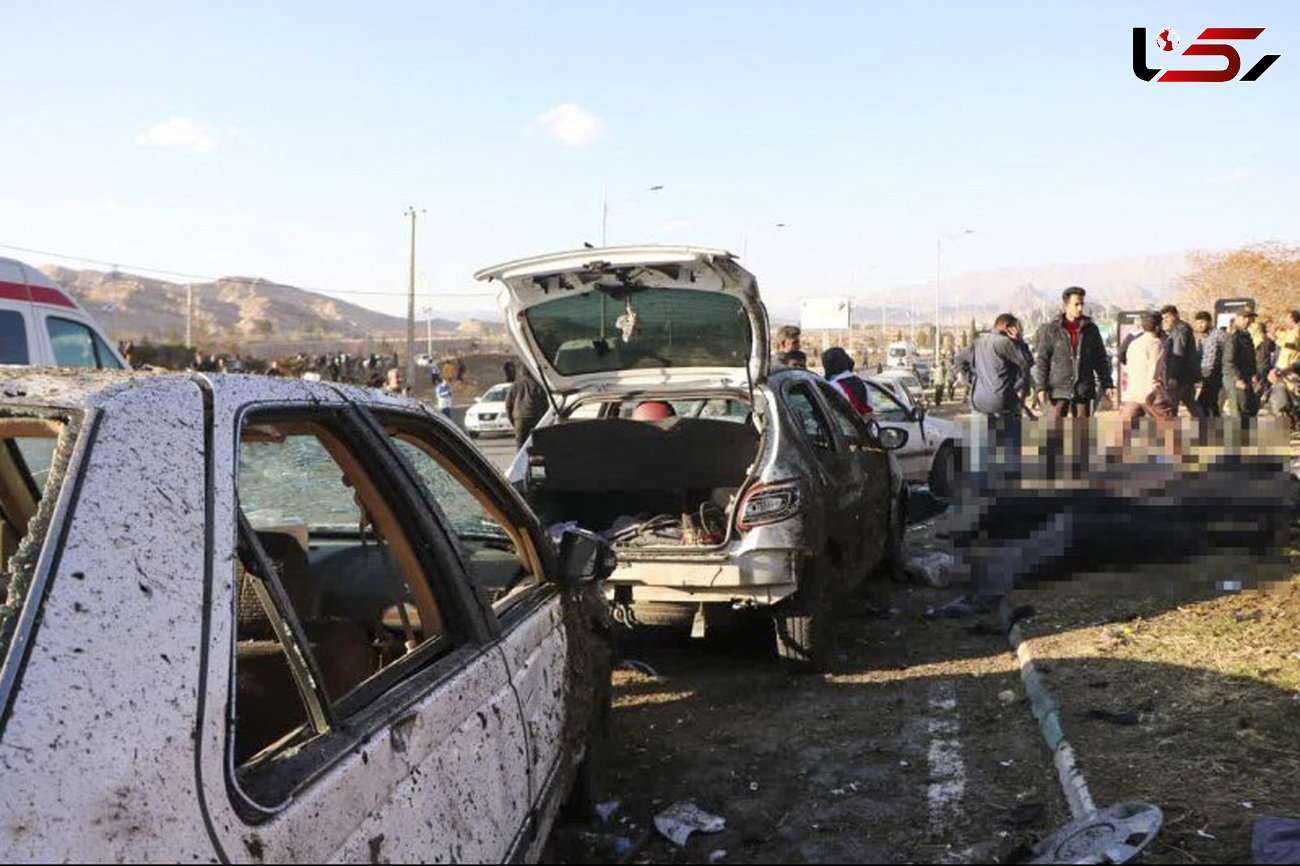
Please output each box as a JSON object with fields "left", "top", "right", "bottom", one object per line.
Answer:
{"left": 1084, "top": 708, "right": 1141, "bottom": 726}
{"left": 1253, "top": 815, "right": 1300, "bottom": 864}
{"left": 595, "top": 799, "right": 620, "bottom": 822}
{"left": 906, "top": 551, "right": 955, "bottom": 587}
{"left": 1006, "top": 802, "right": 1047, "bottom": 827}
{"left": 653, "top": 801, "right": 726, "bottom": 847}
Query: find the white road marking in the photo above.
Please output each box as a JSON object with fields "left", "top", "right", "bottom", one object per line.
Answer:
{"left": 926, "top": 680, "right": 966, "bottom": 834}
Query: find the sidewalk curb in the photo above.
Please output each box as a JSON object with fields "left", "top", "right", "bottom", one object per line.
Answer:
{"left": 999, "top": 602, "right": 1096, "bottom": 820}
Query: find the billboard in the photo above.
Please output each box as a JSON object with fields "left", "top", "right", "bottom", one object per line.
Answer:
{"left": 1214, "top": 297, "right": 1256, "bottom": 330}
{"left": 800, "top": 296, "right": 852, "bottom": 331}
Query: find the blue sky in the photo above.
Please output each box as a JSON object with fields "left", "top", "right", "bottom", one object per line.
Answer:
{"left": 1, "top": 1, "right": 1295, "bottom": 318}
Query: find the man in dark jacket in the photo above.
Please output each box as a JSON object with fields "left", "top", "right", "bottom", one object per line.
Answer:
{"left": 955, "top": 313, "right": 1031, "bottom": 456}
{"left": 1222, "top": 307, "right": 1260, "bottom": 425}
{"left": 504, "top": 364, "right": 549, "bottom": 449}
{"left": 1034, "top": 287, "right": 1114, "bottom": 478}
{"left": 1160, "top": 305, "right": 1202, "bottom": 418}
{"left": 1033, "top": 286, "right": 1116, "bottom": 416}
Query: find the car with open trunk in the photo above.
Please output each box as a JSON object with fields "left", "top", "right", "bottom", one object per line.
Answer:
{"left": 475, "top": 246, "right": 908, "bottom": 670}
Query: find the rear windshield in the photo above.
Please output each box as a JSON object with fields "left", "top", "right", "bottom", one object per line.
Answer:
{"left": 524, "top": 288, "right": 752, "bottom": 376}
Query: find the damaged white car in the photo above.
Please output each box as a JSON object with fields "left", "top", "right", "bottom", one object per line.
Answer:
{"left": 476, "top": 246, "right": 909, "bottom": 670}
{"left": 0, "top": 371, "right": 613, "bottom": 863}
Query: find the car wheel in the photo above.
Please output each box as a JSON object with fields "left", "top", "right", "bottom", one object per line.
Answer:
{"left": 467, "top": 430, "right": 480, "bottom": 439}
{"left": 774, "top": 555, "right": 835, "bottom": 673}
{"left": 928, "top": 441, "right": 957, "bottom": 499}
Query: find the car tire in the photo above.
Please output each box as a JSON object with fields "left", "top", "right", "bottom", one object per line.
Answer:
{"left": 928, "top": 441, "right": 957, "bottom": 499}
{"left": 774, "top": 556, "right": 835, "bottom": 673}
{"left": 467, "top": 430, "right": 480, "bottom": 439}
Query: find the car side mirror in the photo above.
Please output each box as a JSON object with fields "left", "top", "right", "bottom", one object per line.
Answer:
{"left": 557, "top": 527, "right": 614, "bottom": 588}
{"left": 879, "top": 427, "right": 909, "bottom": 451}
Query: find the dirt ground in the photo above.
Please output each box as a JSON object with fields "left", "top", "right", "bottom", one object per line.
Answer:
{"left": 551, "top": 510, "right": 1300, "bottom": 864}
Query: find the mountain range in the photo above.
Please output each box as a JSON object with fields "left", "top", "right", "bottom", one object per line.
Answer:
{"left": 40, "top": 266, "right": 503, "bottom": 344}
{"left": 767, "top": 250, "right": 1193, "bottom": 325}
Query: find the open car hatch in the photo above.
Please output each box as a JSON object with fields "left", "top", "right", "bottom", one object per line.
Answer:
{"left": 474, "top": 246, "right": 769, "bottom": 403}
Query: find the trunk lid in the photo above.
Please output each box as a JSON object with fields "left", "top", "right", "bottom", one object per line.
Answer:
{"left": 474, "top": 246, "right": 768, "bottom": 400}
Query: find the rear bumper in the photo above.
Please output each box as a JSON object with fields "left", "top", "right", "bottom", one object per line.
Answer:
{"left": 603, "top": 549, "right": 799, "bottom": 606}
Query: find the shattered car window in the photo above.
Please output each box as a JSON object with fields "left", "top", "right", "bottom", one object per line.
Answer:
{"left": 0, "top": 416, "right": 71, "bottom": 664}
{"left": 525, "top": 288, "right": 751, "bottom": 376}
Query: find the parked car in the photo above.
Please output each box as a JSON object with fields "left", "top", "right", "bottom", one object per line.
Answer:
{"left": 464, "top": 381, "right": 514, "bottom": 438}
{"left": 875, "top": 367, "right": 928, "bottom": 408}
{"left": 865, "top": 377, "right": 962, "bottom": 498}
{"left": 475, "top": 246, "right": 909, "bottom": 670}
{"left": 0, "top": 370, "right": 612, "bottom": 863}
{"left": 0, "top": 256, "right": 128, "bottom": 368}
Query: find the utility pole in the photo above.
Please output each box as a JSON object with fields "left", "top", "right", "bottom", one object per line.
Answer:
{"left": 404, "top": 207, "right": 423, "bottom": 391}
{"left": 185, "top": 283, "right": 193, "bottom": 348}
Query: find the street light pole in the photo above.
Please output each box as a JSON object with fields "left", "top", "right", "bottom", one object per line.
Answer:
{"left": 600, "top": 184, "right": 664, "bottom": 246}
{"left": 185, "top": 283, "right": 193, "bottom": 348}
{"left": 404, "top": 207, "right": 424, "bottom": 391}
{"left": 935, "top": 229, "right": 973, "bottom": 367}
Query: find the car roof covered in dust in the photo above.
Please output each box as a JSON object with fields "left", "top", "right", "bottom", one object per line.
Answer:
{"left": 0, "top": 367, "right": 427, "bottom": 414}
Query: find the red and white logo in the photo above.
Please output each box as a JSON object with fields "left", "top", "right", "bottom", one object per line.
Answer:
{"left": 1155, "top": 28, "right": 1180, "bottom": 52}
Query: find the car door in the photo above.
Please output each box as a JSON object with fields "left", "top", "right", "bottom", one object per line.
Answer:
{"left": 367, "top": 405, "right": 599, "bottom": 858}
{"left": 781, "top": 380, "right": 857, "bottom": 574}
{"left": 866, "top": 380, "right": 931, "bottom": 482}
{"left": 815, "top": 381, "right": 890, "bottom": 571}
{"left": 197, "top": 398, "right": 532, "bottom": 864}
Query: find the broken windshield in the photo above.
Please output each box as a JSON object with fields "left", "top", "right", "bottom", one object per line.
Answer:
{"left": 524, "top": 287, "right": 752, "bottom": 376}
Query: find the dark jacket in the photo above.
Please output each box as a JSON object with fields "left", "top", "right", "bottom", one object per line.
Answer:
{"left": 1222, "top": 328, "right": 1259, "bottom": 384}
{"left": 1032, "top": 314, "right": 1113, "bottom": 401}
{"left": 1255, "top": 337, "right": 1276, "bottom": 380}
{"left": 955, "top": 330, "right": 1032, "bottom": 416}
{"left": 822, "top": 347, "right": 871, "bottom": 414}
{"left": 505, "top": 368, "right": 549, "bottom": 429}
{"left": 1163, "top": 320, "right": 1198, "bottom": 387}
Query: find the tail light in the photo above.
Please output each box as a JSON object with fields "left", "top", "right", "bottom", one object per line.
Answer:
{"left": 736, "top": 480, "right": 802, "bottom": 530}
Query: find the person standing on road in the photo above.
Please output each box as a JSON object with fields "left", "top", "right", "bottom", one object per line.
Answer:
{"left": 1034, "top": 286, "right": 1115, "bottom": 417}
{"left": 1116, "top": 312, "right": 1179, "bottom": 458}
{"left": 1223, "top": 307, "right": 1261, "bottom": 427}
{"left": 435, "top": 372, "right": 455, "bottom": 419}
{"left": 933, "top": 355, "right": 949, "bottom": 406}
{"left": 1034, "top": 286, "right": 1115, "bottom": 477}
{"left": 1159, "top": 305, "right": 1202, "bottom": 419}
{"left": 505, "top": 364, "right": 549, "bottom": 449}
{"left": 821, "top": 347, "right": 872, "bottom": 415}
{"left": 955, "top": 313, "right": 1032, "bottom": 463}
{"left": 1193, "top": 311, "right": 1225, "bottom": 418}
{"left": 1252, "top": 322, "right": 1278, "bottom": 402}
{"left": 773, "top": 325, "right": 801, "bottom": 369}
{"left": 1275, "top": 310, "right": 1300, "bottom": 374}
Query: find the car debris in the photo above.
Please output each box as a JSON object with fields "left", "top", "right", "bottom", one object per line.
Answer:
{"left": 654, "top": 801, "right": 726, "bottom": 847}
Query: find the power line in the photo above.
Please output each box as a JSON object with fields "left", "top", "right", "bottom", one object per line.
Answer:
{"left": 0, "top": 241, "right": 494, "bottom": 299}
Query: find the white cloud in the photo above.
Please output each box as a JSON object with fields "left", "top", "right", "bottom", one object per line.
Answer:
{"left": 136, "top": 117, "right": 231, "bottom": 154}
{"left": 658, "top": 220, "right": 695, "bottom": 235}
{"left": 535, "top": 103, "right": 607, "bottom": 147}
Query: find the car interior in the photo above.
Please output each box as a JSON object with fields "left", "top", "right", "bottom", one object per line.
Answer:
{"left": 233, "top": 417, "right": 446, "bottom": 768}
{"left": 525, "top": 397, "right": 761, "bottom": 546}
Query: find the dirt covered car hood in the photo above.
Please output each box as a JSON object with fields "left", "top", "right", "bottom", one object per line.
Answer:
{"left": 474, "top": 246, "right": 769, "bottom": 398}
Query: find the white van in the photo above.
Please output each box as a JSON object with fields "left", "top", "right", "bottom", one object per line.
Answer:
{"left": 886, "top": 340, "right": 911, "bottom": 368}
{"left": 0, "top": 256, "right": 127, "bottom": 368}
